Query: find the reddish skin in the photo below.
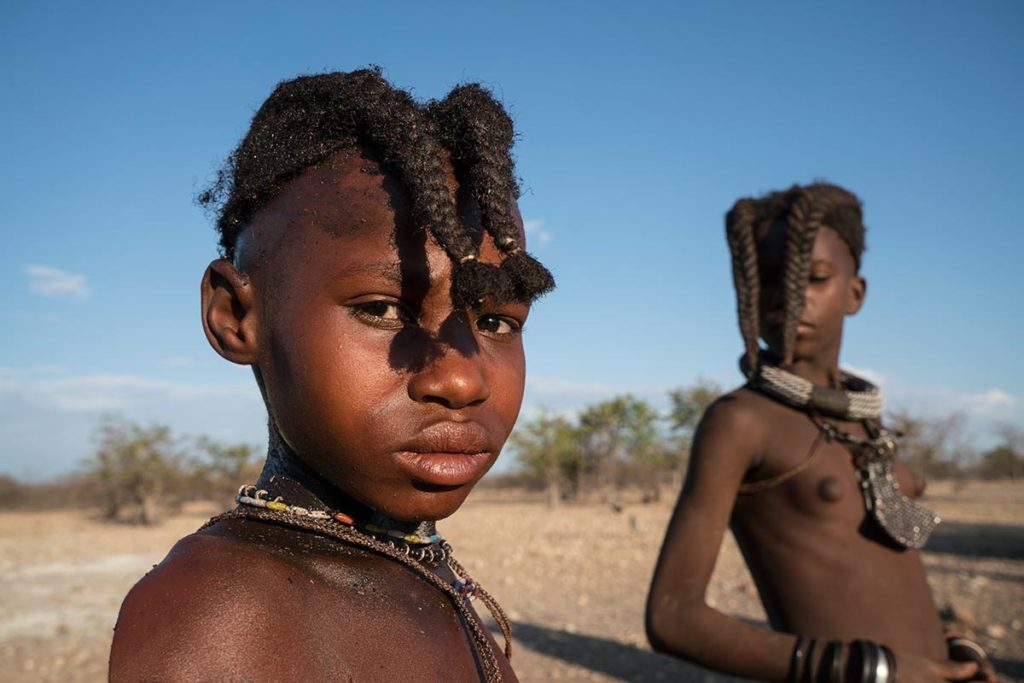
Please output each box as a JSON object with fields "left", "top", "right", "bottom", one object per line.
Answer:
{"left": 646, "top": 224, "right": 991, "bottom": 683}
{"left": 109, "top": 149, "right": 526, "bottom": 681}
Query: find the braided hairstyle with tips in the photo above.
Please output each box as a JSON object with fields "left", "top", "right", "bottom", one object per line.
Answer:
{"left": 725, "top": 182, "right": 865, "bottom": 374}
{"left": 197, "top": 68, "right": 554, "bottom": 308}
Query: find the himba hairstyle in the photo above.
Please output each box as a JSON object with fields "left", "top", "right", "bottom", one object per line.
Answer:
{"left": 725, "top": 182, "right": 865, "bottom": 374}
{"left": 197, "top": 67, "right": 554, "bottom": 307}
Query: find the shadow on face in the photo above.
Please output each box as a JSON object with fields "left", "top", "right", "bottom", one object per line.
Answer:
{"left": 386, "top": 178, "right": 487, "bottom": 373}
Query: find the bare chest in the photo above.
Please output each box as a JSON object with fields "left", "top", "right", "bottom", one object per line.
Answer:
{"left": 296, "top": 558, "right": 516, "bottom": 682}
{"left": 740, "top": 415, "right": 920, "bottom": 525}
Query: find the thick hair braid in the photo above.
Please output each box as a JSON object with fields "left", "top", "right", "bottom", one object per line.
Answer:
{"left": 725, "top": 199, "right": 761, "bottom": 374}
{"left": 198, "top": 68, "right": 554, "bottom": 308}
{"left": 430, "top": 86, "right": 555, "bottom": 303}
{"left": 724, "top": 182, "right": 866, "bottom": 372}
{"left": 430, "top": 85, "right": 519, "bottom": 249}
{"left": 781, "top": 190, "right": 824, "bottom": 364}
{"left": 333, "top": 73, "right": 506, "bottom": 307}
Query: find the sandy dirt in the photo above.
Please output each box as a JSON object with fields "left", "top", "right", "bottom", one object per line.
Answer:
{"left": 1, "top": 481, "right": 1021, "bottom": 682}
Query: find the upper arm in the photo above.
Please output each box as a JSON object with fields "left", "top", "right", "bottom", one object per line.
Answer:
{"left": 110, "top": 535, "right": 350, "bottom": 681}
{"left": 648, "top": 395, "right": 763, "bottom": 612}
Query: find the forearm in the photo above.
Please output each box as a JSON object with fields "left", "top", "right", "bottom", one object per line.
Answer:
{"left": 646, "top": 601, "right": 906, "bottom": 683}
{"left": 646, "top": 594, "right": 796, "bottom": 681}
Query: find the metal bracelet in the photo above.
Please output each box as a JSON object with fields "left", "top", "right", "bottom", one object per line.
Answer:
{"left": 829, "top": 640, "right": 844, "bottom": 683}
{"left": 789, "top": 636, "right": 808, "bottom": 683}
{"left": 873, "top": 643, "right": 890, "bottom": 683}
{"left": 804, "top": 639, "right": 819, "bottom": 683}
{"left": 880, "top": 645, "right": 897, "bottom": 683}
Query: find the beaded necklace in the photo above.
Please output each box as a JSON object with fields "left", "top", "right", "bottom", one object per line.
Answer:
{"left": 235, "top": 487, "right": 452, "bottom": 564}
{"left": 204, "top": 485, "right": 511, "bottom": 682}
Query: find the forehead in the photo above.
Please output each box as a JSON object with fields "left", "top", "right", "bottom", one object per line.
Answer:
{"left": 237, "top": 147, "right": 530, "bottom": 274}
{"left": 237, "top": 149, "right": 409, "bottom": 261}
{"left": 235, "top": 148, "right": 520, "bottom": 284}
{"left": 756, "top": 223, "right": 855, "bottom": 272}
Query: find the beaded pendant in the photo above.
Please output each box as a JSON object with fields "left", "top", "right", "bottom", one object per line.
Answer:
{"left": 856, "top": 432, "right": 940, "bottom": 549}
{"left": 820, "top": 425, "right": 940, "bottom": 549}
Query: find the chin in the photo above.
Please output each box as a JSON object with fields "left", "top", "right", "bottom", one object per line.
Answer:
{"left": 383, "top": 487, "right": 474, "bottom": 522}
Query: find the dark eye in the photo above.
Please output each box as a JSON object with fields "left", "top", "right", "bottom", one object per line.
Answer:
{"left": 361, "top": 301, "right": 402, "bottom": 320}
{"left": 476, "top": 314, "right": 521, "bottom": 336}
{"left": 351, "top": 300, "right": 412, "bottom": 328}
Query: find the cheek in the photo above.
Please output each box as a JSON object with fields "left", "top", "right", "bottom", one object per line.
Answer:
{"left": 805, "top": 283, "right": 845, "bottom": 319}
{"left": 265, "top": 312, "right": 401, "bottom": 429}
{"left": 488, "top": 345, "right": 527, "bottom": 428}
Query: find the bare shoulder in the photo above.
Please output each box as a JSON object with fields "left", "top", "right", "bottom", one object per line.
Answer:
{"left": 110, "top": 519, "right": 360, "bottom": 680}
{"left": 692, "top": 387, "right": 775, "bottom": 456}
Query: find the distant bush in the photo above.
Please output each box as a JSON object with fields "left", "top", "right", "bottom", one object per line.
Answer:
{"left": 0, "top": 423, "right": 262, "bottom": 519}
{"left": 0, "top": 473, "right": 95, "bottom": 510}
{"left": 973, "top": 425, "right": 1024, "bottom": 480}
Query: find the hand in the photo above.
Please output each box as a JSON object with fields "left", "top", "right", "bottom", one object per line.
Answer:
{"left": 896, "top": 651, "right": 980, "bottom": 683}
{"left": 946, "top": 633, "right": 996, "bottom": 683}
{"left": 972, "top": 658, "right": 997, "bottom": 683}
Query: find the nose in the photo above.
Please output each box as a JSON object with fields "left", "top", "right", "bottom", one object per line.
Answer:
{"left": 407, "top": 340, "right": 491, "bottom": 410}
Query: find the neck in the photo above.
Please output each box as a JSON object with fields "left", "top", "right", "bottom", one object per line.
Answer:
{"left": 784, "top": 337, "right": 843, "bottom": 387}
{"left": 257, "top": 421, "right": 437, "bottom": 538}
{"left": 788, "top": 356, "right": 840, "bottom": 387}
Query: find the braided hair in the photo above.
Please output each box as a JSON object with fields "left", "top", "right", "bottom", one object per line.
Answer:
{"left": 725, "top": 182, "right": 865, "bottom": 373}
{"left": 198, "top": 68, "right": 554, "bottom": 308}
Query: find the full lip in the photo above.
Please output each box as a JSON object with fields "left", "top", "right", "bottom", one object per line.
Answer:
{"left": 392, "top": 421, "right": 496, "bottom": 487}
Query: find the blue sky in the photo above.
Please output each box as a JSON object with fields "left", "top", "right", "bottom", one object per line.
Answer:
{"left": 2, "top": 1, "right": 1022, "bottom": 479}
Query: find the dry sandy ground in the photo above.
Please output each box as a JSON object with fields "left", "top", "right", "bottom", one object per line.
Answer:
{"left": 1, "top": 481, "right": 1021, "bottom": 682}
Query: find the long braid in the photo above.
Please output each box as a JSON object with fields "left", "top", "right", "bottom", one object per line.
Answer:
{"left": 725, "top": 199, "right": 762, "bottom": 375}
{"left": 430, "top": 85, "right": 554, "bottom": 303}
{"left": 781, "top": 190, "right": 824, "bottom": 365}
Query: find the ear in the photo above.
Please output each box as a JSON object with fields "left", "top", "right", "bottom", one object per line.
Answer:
{"left": 201, "top": 259, "right": 259, "bottom": 365}
{"left": 846, "top": 274, "right": 867, "bottom": 316}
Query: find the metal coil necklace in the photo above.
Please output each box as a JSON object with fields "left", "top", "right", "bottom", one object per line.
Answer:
{"left": 741, "top": 353, "right": 885, "bottom": 420}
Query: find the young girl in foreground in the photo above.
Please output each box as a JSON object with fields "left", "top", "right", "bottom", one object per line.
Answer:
{"left": 109, "top": 69, "right": 553, "bottom": 682}
{"left": 646, "top": 183, "right": 995, "bottom": 683}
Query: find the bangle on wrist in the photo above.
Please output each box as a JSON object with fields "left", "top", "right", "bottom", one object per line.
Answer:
{"left": 816, "top": 640, "right": 843, "bottom": 683}
{"left": 804, "top": 638, "right": 819, "bottom": 683}
{"left": 789, "top": 636, "right": 808, "bottom": 683}
{"left": 947, "top": 636, "right": 988, "bottom": 664}
{"left": 847, "top": 640, "right": 893, "bottom": 683}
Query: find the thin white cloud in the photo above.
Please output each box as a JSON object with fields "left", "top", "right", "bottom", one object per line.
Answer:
{"left": 962, "top": 388, "right": 1020, "bottom": 412}
{"left": 24, "top": 265, "right": 89, "bottom": 300}
{"left": 885, "top": 383, "right": 1022, "bottom": 421}
{"left": 523, "top": 218, "right": 553, "bottom": 247}
{"left": 0, "top": 368, "right": 266, "bottom": 480}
